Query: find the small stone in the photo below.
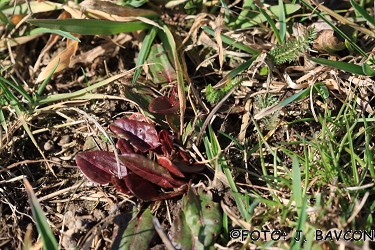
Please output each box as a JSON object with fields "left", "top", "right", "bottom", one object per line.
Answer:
{"left": 58, "top": 135, "right": 71, "bottom": 146}
{"left": 43, "top": 140, "right": 54, "bottom": 151}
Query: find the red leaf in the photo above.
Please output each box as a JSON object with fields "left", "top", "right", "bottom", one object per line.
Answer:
{"left": 123, "top": 172, "right": 158, "bottom": 201}
{"left": 159, "top": 130, "right": 174, "bottom": 157}
{"left": 117, "top": 138, "right": 135, "bottom": 154}
{"left": 111, "top": 128, "right": 151, "bottom": 152}
{"left": 111, "top": 175, "right": 131, "bottom": 195}
{"left": 157, "top": 156, "right": 185, "bottom": 178}
{"left": 148, "top": 96, "right": 179, "bottom": 115}
{"left": 129, "top": 113, "right": 153, "bottom": 123}
{"left": 173, "top": 161, "right": 206, "bottom": 173}
{"left": 110, "top": 118, "right": 161, "bottom": 149}
{"left": 75, "top": 151, "right": 128, "bottom": 182}
{"left": 119, "top": 153, "right": 186, "bottom": 189}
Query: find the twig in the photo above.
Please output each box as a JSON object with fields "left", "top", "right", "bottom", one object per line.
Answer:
{"left": 153, "top": 217, "right": 175, "bottom": 250}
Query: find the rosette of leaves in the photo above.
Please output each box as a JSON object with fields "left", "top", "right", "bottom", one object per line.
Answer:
{"left": 268, "top": 27, "right": 317, "bottom": 65}
{"left": 171, "top": 185, "right": 222, "bottom": 249}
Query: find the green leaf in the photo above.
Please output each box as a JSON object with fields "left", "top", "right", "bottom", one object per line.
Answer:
{"left": 114, "top": 208, "right": 155, "bottom": 249}
{"left": 24, "top": 179, "right": 58, "bottom": 250}
{"left": 123, "top": 0, "right": 147, "bottom": 8}
{"left": 171, "top": 185, "right": 222, "bottom": 249}
{"left": 146, "top": 44, "right": 176, "bottom": 84}
{"left": 0, "top": 10, "right": 10, "bottom": 25}
{"left": 28, "top": 19, "right": 151, "bottom": 35}
{"left": 314, "top": 82, "right": 329, "bottom": 99}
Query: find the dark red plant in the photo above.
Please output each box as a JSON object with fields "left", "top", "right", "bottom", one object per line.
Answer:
{"left": 75, "top": 114, "right": 205, "bottom": 201}
{"left": 148, "top": 86, "right": 180, "bottom": 132}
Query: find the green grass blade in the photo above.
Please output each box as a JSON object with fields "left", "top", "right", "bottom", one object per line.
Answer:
{"left": 0, "top": 10, "right": 11, "bottom": 26}
{"left": 0, "top": 108, "right": 6, "bottom": 134}
{"left": 218, "top": 131, "right": 244, "bottom": 150}
{"left": 345, "top": 114, "right": 359, "bottom": 184}
{"left": 308, "top": 57, "right": 365, "bottom": 75}
{"left": 0, "top": 76, "right": 33, "bottom": 104}
{"left": 292, "top": 156, "right": 303, "bottom": 212}
{"left": 157, "top": 24, "right": 186, "bottom": 134}
{"left": 35, "top": 59, "right": 60, "bottom": 99}
{"left": 363, "top": 115, "right": 375, "bottom": 179}
{"left": 350, "top": 0, "right": 375, "bottom": 27}
{"left": 290, "top": 197, "right": 307, "bottom": 250}
{"left": 234, "top": 0, "right": 254, "bottom": 27}
{"left": 204, "top": 124, "right": 249, "bottom": 222}
{"left": 258, "top": 8, "right": 282, "bottom": 45}
{"left": 361, "top": 63, "right": 375, "bottom": 76}
{"left": 30, "top": 27, "right": 81, "bottom": 42}
{"left": 278, "top": 0, "right": 286, "bottom": 43}
{"left": 24, "top": 178, "right": 58, "bottom": 250}
{"left": 219, "top": 0, "right": 230, "bottom": 23}
{"left": 254, "top": 87, "right": 312, "bottom": 120}
{"left": 132, "top": 26, "right": 158, "bottom": 85}
{"left": 224, "top": 54, "right": 259, "bottom": 82}
{"left": 230, "top": 4, "right": 300, "bottom": 28}
{"left": 201, "top": 26, "right": 260, "bottom": 55}
{"left": 36, "top": 71, "right": 130, "bottom": 105}
{"left": 28, "top": 19, "right": 151, "bottom": 35}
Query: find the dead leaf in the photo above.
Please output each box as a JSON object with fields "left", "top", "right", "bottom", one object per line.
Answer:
{"left": 33, "top": 11, "right": 72, "bottom": 73}
{"left": 214, "top": 26, "right": 227, "bottom": 71}
{"left": 313, "top": 29, "right": 345, "bottom": 53}
{"left": 36, "top": 39, "right": 79, "bottom": 83}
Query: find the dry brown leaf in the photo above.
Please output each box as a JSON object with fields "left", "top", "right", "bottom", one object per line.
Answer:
{"left": 181, "top": 13, "right": 213, "bottom": 47}
{"left": 214, "top": 26, "right": 226, "bottom": 71}
{"left": 33, "top": 11, "right": 72, "bottom": 73}
{"left": 36, "top": 39, "right": 79, "bottom": 83}
{"left": 0, "top": 34, "right": 43, "bottom": 50}
{"left": 313, "top": 29, "right": 345, "bottom": 53}
{"left": 10, "top": 14, "right": 27, "bottom": 25}
{"left": 1, "top": 1, "right": 63, "bottom": 15}
{"left": 64, "top": 1, "right": 162, "bottom": 30}
{"left": 70, "top": 33, "right": 132, "bottom": 66}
